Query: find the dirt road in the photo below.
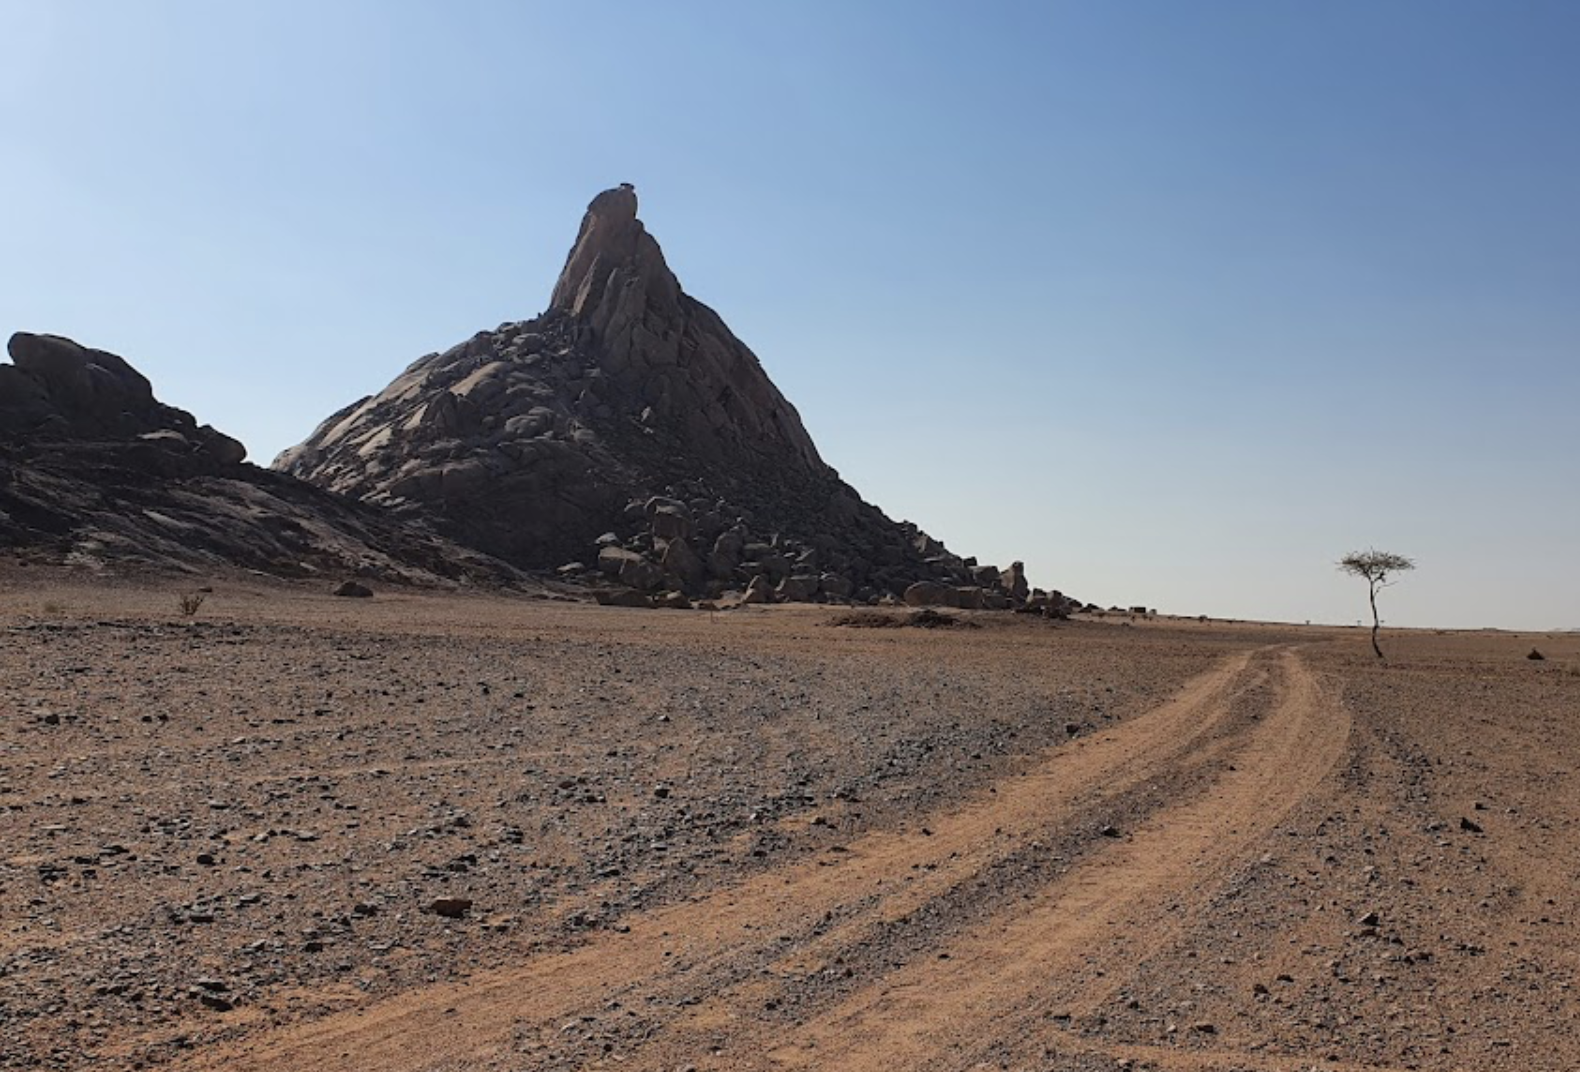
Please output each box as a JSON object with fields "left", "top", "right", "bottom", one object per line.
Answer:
{"left": 8, "top": 584, "right": 1577, "bottom": 1071}
{"left": 172, "top": 646, "right": 1363, "bottom": 1071}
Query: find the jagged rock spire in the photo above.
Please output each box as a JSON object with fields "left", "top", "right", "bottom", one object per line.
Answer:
{"left": 545, "top": 185, "right": 823, "bottom": 471}
{"left": 549, "top": 184, "right": 676, "bottom": 323}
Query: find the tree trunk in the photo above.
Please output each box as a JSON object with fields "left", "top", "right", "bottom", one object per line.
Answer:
{"left": 1369, "top": 581, "right": 1383, "bottom": 659}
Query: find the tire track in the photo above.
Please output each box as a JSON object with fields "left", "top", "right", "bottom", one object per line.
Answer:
{"left": 167, "top": 648, "right": 1357, "bottom": 1072}
{"left": 759, "top": 650, "right": 1350, "bottom": 1071}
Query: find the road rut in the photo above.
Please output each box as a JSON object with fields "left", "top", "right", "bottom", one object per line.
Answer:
{"left": 174, "top": 647, "right": 1356, "bottom": 1072}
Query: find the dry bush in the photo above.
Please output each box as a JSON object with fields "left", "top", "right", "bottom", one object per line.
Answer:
{"left": 830, "top": 611, "right": 905, "bottom": 629}
{"left": 830, "top": 609, "right": 977, "bottom": 630}
{"left": 177, "top": 592, "right": 206, "bottom": 617}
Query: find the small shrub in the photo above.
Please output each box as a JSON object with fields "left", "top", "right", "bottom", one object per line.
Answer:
{"left": 829, "top": 609, "right": 978, "bottom": 629}
{"left": 177, "top": 592, "right": 206, "bottom": 617}
{"left": 831, "top": 611, "right": 904, "bottom": 629}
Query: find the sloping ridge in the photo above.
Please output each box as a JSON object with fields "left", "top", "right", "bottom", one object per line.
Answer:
{"left": 0, "top": 332, "right": 524, "bottom": 586}
{"left": 275, "top": 186, "right": 1042, "bottom": 604}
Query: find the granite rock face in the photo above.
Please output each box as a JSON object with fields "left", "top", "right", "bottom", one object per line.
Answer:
{"left": 276, "top": 186, "right": 1054, "bottom": 603}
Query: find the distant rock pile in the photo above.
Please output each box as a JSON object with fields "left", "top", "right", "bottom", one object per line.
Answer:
{"left": 277, "top": 186, "right": 1076, "bottom": 608}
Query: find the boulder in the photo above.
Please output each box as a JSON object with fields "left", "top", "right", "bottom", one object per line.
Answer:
{"left": 776, "top": 574, "right": 820, "bottom": 603}
{"left": 818, "top": 572, "right": 854, "bottom": 600}
{"left": 333, "top": 581, "right": 374, "bottom": 598}
{"left": 1000, "top": 561, "right": 1029, "bottom": 603}
{"left": 648, "top": 502, "right": 693, "bottom": 542}
{"left": 751, "top": 551, "right": 790, "bottom": 583}
{"left": 596, "top": 545, "right": 663, "bottom": 591}
{"left": 597, "top": 545, "right": 640, "bottom": 578}
{"left": 903, "top": 581, "right": 949, "bottom": 607}
{"left": 660, "top": 537, "right": 704, "bottom": 592}
{"left": 948, "top": 586, "right": 986, "bottom": 610}
{"left": 971, "top": 564, "right": 1002, "bottom": 590}
{"left": 742, "top": 574, "right": 774, "bottom": 604}
{"left": 594, "top": 588, "right": 653, "bottom": 608}
{"left": 708, "top": 528, "right": 745, "bottom": 579}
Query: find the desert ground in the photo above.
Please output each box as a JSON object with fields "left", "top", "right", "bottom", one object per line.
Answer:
{"left": 2, "top": 572, "right": 1577, "bottom": 1072}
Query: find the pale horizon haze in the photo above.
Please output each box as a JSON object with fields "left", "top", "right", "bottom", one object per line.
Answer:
{"left": 2, "top": 2, "right": 1577, "bottom": 630}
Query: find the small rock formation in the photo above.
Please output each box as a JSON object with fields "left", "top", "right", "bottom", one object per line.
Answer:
{"left": 276, "top": 186, "right": 1068, "bottom": 606}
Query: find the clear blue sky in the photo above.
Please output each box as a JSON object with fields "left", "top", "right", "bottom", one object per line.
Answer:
{"left": 3, "top": 1, "right": 1577, "bottom": 629}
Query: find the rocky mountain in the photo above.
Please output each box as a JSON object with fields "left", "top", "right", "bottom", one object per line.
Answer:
{"left": 277, "top": 186, "right": 1069, "bottom": 610}
{"left": 0, "top": 332, "right": 525, "bottom": 586}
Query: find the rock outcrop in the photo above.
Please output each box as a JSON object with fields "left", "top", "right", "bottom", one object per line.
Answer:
{"left": 276, "top": 186, "right": 1056, "bottom": 604}
{"left": 0, "top": 332, "right": 525, "bottom": 586}
{"left": 2, "top": 333, "right": 246, "bottom": 466}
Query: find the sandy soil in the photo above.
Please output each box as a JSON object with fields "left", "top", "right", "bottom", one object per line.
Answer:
{"left": 2, "top": 573, "right": 1577, "bottom": 1071}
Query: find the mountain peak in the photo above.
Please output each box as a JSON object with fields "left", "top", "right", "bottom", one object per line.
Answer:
{"left": 549, "top": 184, "right": 679, "bottom": 326}
{"left": 272, "top": 185, "right": 1059, "bottom": 611}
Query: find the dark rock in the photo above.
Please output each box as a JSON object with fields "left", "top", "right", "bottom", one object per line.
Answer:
{"left": 659, "top": 537, "right": 704, "bottom": 592}
{"left": 593, "top": 588, "right": 653, "bottom": 609}
{"left": 970, "top": 564, "right": 1002, "bottom": 589}
{"left": 818, "top": 572, "right": 854, "bottom": 600}
{"left": 947, "top": 586, "right": 985, "bottom": 611}
{"left": 903, "top": 581, "right": 949, "bottom": 607}
{"left": 1527, "top": 648, "right": 1546, "bottom": 661}
{"left": 429, "top": 897, "right": 473, "bottom": 919}
{"left": 333, "top": 581, "right": 374, "bottom": 598}
{"left": 596, "top": 545, "right": 663, "bottom": 591}
{"left": 776, "top": 574, "right": 820, "bottom": 603}
{"left": 708, "top": 528, "right": 746, "bottom": 579}
{"left": 1460, "top": 816, "right": 1484, "bottom": 833}
{"left": 1000, "top": 561, "right": 1029, "bottom": 602}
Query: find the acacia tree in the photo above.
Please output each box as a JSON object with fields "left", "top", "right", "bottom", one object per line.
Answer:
{"left": 1338, "top": 549, "right": 1415, "bottom": 659}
